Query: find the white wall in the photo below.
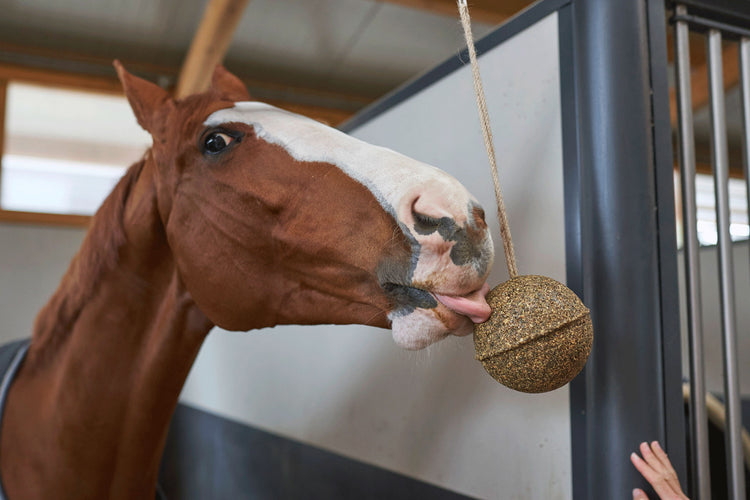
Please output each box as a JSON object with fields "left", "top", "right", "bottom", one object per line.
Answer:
{"left": 0, "top": 223, "right": 85, "bottom": 341}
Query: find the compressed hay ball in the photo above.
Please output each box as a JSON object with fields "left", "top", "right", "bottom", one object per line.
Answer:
{"left": 474, "top": 275, "right": 592, "bottom": 393}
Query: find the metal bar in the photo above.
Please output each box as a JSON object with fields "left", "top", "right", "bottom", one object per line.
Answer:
{"left": 677, "top": 0, "right": 750, "bottom": 31}
{"left": 648, "top": 0, "right": 688, "bottom": 488}
{"left": 672, "top": 12, "right": 750, "bottom": 40}
{"left": 741, "top": 39, "right": 750, "bottom": 301}
{"left": 558, "top": 5, "right": 589, "bottom": 499}
{"left": 706, "top": 28, "right": 746, "bottom": 500}
{"left": 673, "top": 6, "right": 712, "bottom": 499}
{"left": 573, "top": 0, "right": 669, "bottom": 497}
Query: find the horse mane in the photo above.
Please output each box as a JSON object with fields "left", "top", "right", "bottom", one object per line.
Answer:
{"left": 29, "top": 154, "right": 149, "bottom": 369}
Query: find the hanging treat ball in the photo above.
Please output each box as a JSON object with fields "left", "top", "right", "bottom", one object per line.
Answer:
{"left": 473, "top": 275, "right": 593, "bottom": 393}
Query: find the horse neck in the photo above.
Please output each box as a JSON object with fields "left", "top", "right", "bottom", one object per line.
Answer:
{"left": 0, "top": 154, "right": 213, "bottom": 500}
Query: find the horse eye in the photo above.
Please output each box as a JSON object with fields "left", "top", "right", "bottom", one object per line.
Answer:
{"left": 203, "top": 132, "right": 236, "bottom": 155}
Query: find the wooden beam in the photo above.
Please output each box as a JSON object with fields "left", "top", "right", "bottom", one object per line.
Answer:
{"left": 0, "top": 80, "right": 6, "bottom": 206}
{"left": 0, "top": 41, "right": 374, "bottom": 105}
{"left": 0, "top": 41, "right": 173, "bottom": 84}
{"left": 375, "top": 0, "right": 532, "bottom": 25}
{"left": 0, "top": 62, "right": 122, "bottom": 94}
{"left": 0, "top": 209, "right": 91, "bottom": 228}
{"left": 176, "top": 0, "right": 251, "bottom": 98}
{"left": 0, "top": 60, "right": 361, "bottom": 127}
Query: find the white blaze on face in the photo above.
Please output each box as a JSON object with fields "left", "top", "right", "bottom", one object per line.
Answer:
{"left": 204, "top": 102, "right": 492, "bottom": 349}
{"left": 204, "top": 102, "right": 473, "bottom": 221}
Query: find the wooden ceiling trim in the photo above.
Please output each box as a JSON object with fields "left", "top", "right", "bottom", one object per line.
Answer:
{"left": 375, "top": 0, "right": 530, "bottom": 25}
{"left": 0, "top": 209, "right": 91, "bottom": 227}
{"left": 0, "top": 62, "right": 123, "bottom": 94}
{"left": 0, "top": 60, "right": 361, "bottom": 128}
{"left": 0, "top": 80, "right": 6, "bottom": 202}
{"left": 175, "top": 0, "right": 251, "bottom": 98}
{"left": 0, "top": 41, "right": 173, "bottom": 83}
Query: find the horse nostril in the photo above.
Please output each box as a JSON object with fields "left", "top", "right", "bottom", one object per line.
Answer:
{"left": 412, "top": 210, "right": 442, "bottom": 235}
{"left": 410, "top": 193, "right": 456, "bottom": 236}
{"left": 475, "top": 207, "right": 485, "bottom": 222}
{"left": 472, "top": 205, "right": 487, "bottom": 230}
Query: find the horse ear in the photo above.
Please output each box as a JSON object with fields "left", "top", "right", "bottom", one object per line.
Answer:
{"left": 211, "top": 65, "right": 250, "bottom": 102}
{"left": 114, "top": 60, "right": 172, "bottom": 133}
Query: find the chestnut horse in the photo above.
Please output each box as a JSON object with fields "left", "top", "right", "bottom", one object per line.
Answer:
{"left": 0, "top": 63, "right": 493, "bottom": 499}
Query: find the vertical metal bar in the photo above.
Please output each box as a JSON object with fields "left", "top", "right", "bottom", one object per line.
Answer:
{"left": 573, "top": 0, "right": 670, "bottom": 497}
{"left": 741, "top": 39, "right": 750, "bottom": 281}
{"left": 707, "top": 28, "right": 746, "bottom": 500}
{"left": 647, "top": 0, "right": 689, "bottom": 490}
{"left": 673, "top": 7, "right": 712, "bottom": 499}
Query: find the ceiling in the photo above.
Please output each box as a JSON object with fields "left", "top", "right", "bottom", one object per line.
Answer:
{"left": 0, "top": 0, "right": 746, "bottom": 176}
{"left": 0, "top": 0, "right": 746, "bottom": 234}
{"left": 0, "top": 0, "right": 534, "bottom": 121}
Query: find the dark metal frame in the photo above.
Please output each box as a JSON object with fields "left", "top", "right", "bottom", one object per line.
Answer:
{"left": 675, "top": 0, "right": 750, "bottom": 32}
{"left": 569, "top": 0, "right": 687, "bottom": 498}
{"left": 344, "top": 1, "right": 688, "bottom": 498}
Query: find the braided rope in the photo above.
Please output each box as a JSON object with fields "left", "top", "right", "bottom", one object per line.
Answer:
{"left": 457, "top": 0, "right": 518, "bottom": 279}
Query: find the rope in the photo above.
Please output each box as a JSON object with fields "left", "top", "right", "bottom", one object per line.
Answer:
{"left": 457, "top": 0, "right": 518, "bottom": 279}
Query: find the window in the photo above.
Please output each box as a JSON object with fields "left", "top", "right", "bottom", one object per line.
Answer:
{"left": 677, "top": 171, "right": 750, "bottom": 247}
{"left": 1, "top": 82, "right": 151, "bottom": 218}
{"left": 694, "top": 173, "right": 749, "bottom": 245}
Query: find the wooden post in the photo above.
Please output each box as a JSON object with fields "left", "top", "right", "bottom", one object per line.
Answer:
{"left": 175, "top": 0, "right": 251, "bottom": 98}
{"left": 0, "top": 80, "right": 7, "bottom": 208}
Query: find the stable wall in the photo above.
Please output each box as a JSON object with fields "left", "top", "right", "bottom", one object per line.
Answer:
{"left": 0, "top": 223, "right": 85, "bottom": 340}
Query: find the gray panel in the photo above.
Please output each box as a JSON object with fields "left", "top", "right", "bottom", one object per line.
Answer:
{"left": 159, "top": 403, "right": 473, "bottom": 500}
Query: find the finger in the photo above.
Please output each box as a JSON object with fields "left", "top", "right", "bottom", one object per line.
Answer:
{"left": 640, "top": 441, "right": 664, "bottom": 470}
{"left": 649, "top": 441, "right": 674, "bottom": 471}
{"left": 640, "top": 441, "right": 672, "bottom": 478}
{"left": 649, "top": 441, "right": 685, "bottom": 495}
{"left": 631, "top": 452, "right": 679, "bottom": 499}
{"left": 632, "top": 488, "right": 649, "bottom": 500}
{"left": 631, "top": 452, "right": 657, "bottom": 481}
{"left": 650, "top": 442, "right": 679, "bottom": 476}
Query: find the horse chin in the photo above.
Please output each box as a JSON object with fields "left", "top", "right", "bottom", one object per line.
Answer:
{"left": 389, "top": 307, "right": 473, "bottom": 350}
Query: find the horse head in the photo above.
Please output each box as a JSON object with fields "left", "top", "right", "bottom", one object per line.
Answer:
{"left": 115, "top": 63, "right": 493, "bottom": 350}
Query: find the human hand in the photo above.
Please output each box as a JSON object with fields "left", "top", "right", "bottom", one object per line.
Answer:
{"left": 630, "top": 441, "right": 689, "bottom": 500}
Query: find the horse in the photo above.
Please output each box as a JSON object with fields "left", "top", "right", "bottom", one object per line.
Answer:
{"left": 0, "top": 62, "right": 494, "bottom": 499}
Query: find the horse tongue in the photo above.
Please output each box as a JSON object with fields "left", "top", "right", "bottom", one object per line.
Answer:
{"left": 434, "top": 283, "right": 491, "bottom": 323}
